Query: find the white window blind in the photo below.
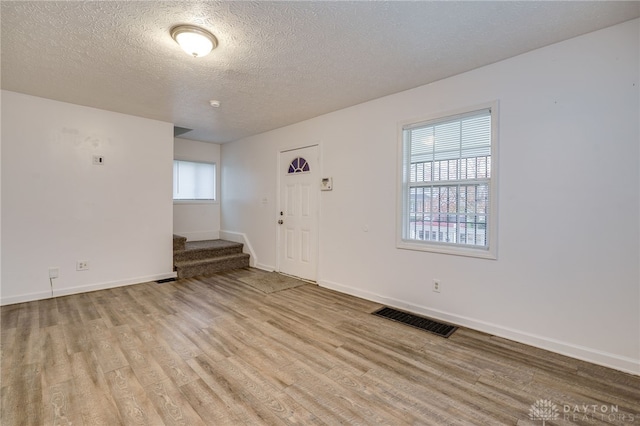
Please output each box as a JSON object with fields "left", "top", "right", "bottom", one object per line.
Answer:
{"left": 173, "top": 160, "right": 215, "bottom": 200}
{"left": 400, "top": 107, "right": 496, "bottom": 255}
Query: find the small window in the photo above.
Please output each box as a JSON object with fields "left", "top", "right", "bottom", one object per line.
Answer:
{"left": 288, "top": 157, "right": 310, "bottom": 174}
{"left": 173, "top": 160, "right": 215, "bottom": 201}
{"left": 398, "top": 103, "right": 498, "bottom": 259}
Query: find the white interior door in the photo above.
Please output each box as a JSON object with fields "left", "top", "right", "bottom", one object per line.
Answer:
{"left": 278, "top": 145, "right": 318, "bottom": 281}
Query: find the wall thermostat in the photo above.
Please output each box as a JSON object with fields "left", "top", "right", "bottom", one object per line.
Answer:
{"left": 321, "top": 177, "right": 333, "bottom": 191}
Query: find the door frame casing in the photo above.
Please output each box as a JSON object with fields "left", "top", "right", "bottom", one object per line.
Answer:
{"left": 275, "top": 143, "right": 321, "bottom": 281}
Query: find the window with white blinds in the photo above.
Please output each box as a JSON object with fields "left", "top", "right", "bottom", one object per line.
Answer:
{"left": 399, "top": 104, "right": 498, "bottom": 258}
{"left": 173, "top": 160, "right": 216, "bottom": 201}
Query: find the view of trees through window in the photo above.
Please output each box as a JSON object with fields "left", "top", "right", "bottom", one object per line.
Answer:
{"left": 408, "top": 157, "right": 490, "bottom": 246}
{"left": 404, "top": 110, "right": 492, "bottom": 248}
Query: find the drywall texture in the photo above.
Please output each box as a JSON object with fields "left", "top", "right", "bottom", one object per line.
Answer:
{"left": 1, "top": 91, "right": 175, "bottom": 304}
{"left": 173, "top": 138, "right": 221, "bottom": 241}
{"left": 222, "top": 20, "right": 640, "bottom": 374}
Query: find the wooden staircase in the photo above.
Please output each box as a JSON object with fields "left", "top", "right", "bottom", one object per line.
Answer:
{"left": 173, "top": 235, "right": 250, "bottom": 279}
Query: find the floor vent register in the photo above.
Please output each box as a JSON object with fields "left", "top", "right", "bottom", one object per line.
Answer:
{"left": 372, "top": 307, "right": 458, "bottom": 338}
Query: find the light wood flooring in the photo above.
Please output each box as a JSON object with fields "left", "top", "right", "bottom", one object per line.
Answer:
{"left": 1, "top": 269, "right": 639, "bottom": 425}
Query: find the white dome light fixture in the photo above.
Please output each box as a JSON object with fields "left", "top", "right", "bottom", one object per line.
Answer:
{"left": 171, "top": 25, "right": 218, "bottom": 58}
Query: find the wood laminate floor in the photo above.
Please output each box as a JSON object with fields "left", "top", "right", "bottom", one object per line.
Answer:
{"left": 1, "top": 269, "right": 639, "bottom": 425}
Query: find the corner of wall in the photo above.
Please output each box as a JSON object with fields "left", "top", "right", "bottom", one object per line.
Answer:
{"left": 219, "top": 230, "right": 273, "bottom": 272}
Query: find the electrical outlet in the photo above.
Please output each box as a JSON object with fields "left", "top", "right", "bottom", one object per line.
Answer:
{"left": 76, "top": 261, "right": 89, "bottom": 271}
{"left": 48, "top": 267, "right": 59, "bottom": 279}
{"left": 433, "top": 279, "right": 441, "bottom": 293}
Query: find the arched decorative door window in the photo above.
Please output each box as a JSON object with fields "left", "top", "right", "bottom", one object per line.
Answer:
{"left": 288, "top": 156, "right": 310, "bottom": 174}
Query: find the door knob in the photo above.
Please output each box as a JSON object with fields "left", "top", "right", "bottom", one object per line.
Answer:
{"left": 278, "top": 220, "right": 284, "bottom": 225}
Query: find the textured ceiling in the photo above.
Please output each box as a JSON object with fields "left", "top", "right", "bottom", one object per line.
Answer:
{"left": 2, "top": 1, "right": 638, "bottom": 143}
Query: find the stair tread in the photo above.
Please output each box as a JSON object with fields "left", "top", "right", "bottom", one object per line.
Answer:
{"left": 175, "top": 252, "right": 250, "bottom": 267}
{"left": 174, "top": 240, "right": 245, "bottom": 263}
{"left": 183, "top": 239, "right": 242, "bottom": 251}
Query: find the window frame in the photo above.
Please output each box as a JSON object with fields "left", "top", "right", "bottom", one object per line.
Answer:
{"left": 396, "top": 101, "right": 499, "bottom": 259}
{"left": 173, "top": 159, "right": 217, "bottom": 204}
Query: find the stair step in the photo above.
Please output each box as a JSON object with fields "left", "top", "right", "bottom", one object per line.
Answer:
{"left": 173, "top": 239, "right": 250, "bottom": 278}
{"left": 175, "top": 253, "right": 250, "bottom": 279}
{"left": 173, "top": 234, "right": 187, "bottom": 251}
{"left": 174, "top": 240, "right": 244, "bottom": 262}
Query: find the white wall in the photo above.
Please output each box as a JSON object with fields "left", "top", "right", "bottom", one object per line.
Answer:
{"left": 221, "top": 20, "right": 640, "bottom": 374}
{"left": 173, "top": 137, "right": 221, "bottom": 241}
{"left": 1, "top": 91, "right": 175, "bottom": 304}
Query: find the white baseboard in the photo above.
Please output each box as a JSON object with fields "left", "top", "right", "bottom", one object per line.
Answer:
{"left": 1, "top": 271, "right": 177, "bottom": 306}
{"left": 174, "top": 230, "right": 220, "bottom": 241}
{"left": 255, "top": 263, "right": 275, "bottom": 272}
{"left": 318, "top": 278, "right": 640, "bottom": 376}
{"left": 219, "top": 230, "right": 258, "bottom": 268}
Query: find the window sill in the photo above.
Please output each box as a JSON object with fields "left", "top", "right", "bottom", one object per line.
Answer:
{"left": 397, "top": 239, "right": 497, "bottom": 260}
{"left": 173, "top": 199, "right": 218, "bottom": 205}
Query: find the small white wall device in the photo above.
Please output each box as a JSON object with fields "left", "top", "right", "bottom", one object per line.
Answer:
{"left": 321, "top": 177, "right": 333, "bottom": 191}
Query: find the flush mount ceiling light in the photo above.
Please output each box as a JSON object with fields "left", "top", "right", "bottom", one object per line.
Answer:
{"left": 170, "top": 25, "right": 218, "bottom": 58}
